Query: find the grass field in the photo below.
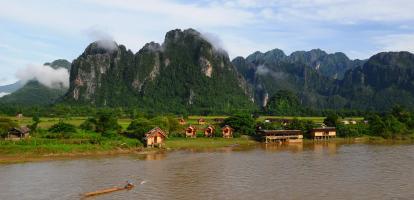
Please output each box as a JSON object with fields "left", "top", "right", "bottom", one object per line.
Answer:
{"left": 165, "top": 137, "right": 258, "bottom": 150}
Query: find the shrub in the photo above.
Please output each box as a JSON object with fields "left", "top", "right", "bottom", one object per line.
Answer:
{"left": 324, "top": 114, "right": 338, "bottom": 127}
{"left": 95, "top": 111, "right": 121, "bottom": 133}
{"left": 79, "top": 118, "right": 96, "bottom": 131}
{"left": 47, "top": 121, "right": 76, "bottom": 139}
{"left": 337, "top": 124, "right": 368, "bottom": 137}
{"left": 126, "top": 118, "right": 153, "bottom": 139}
{"left": 0, "top": 118, "right": 17, "bottom": 138}
{"left": 221, "top": 114, "right": 256, "bottom": 136}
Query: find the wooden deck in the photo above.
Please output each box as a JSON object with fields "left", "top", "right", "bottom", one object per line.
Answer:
{"left": 257, "top": 130, "right": 303, "bottom": 143}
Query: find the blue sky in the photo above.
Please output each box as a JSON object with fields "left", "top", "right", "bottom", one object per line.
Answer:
{"left": 1, "top": 0, "right": 414, "bottom": 85}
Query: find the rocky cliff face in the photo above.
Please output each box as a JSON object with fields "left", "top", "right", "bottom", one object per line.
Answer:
{"left": 338, "top": 51, "right": 414, "bottom": 110}
{"left": 233, "top": 49, "right": 414, "bottom": 111}
{"left": 65, "top": 29, "right": 254, "bottom": 113}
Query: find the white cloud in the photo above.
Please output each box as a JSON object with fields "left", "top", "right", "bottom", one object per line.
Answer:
{"left": 0, "top": 92, "right": 10, "bottom": 98}
{"left": 375, "top": 34, "right": 414, "bottom": 53}
{"left": 85, "top": 27, "right": 118, "bottom": 51}
{"left": 16, "top": 64, "right": 69, "bottom": 88}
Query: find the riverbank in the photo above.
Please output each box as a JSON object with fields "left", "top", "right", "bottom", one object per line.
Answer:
{"left": 0, "top": 137, "right": 259, "bottom": 164}
{"left": 2, "top": 136, "right": 414, "bottom": 164}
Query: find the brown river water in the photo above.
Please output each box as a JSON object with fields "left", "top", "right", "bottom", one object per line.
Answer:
{"left": 1, "top": 142, "right": 414, "bottom": 200}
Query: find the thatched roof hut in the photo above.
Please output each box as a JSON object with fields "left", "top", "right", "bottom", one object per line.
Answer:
{"left": 221, "top": 125, "right": 233, "bottom": 138}
{"left": 144, "top": 127, "right": 167, "bottom": 147}
{"left": 204, "top": 125, "right": 215, "bottom": 137}
{"left": 185, "top": 125, "right": 197, "bottom": 138}
{"left": 7, "top": 126, "right": 30, "bottom": 141}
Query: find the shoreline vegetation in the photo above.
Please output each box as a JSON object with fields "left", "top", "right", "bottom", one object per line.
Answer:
{"left": 1, "top": 136, "right": 413, "bottom": 164}
{"left": 2, "top": 106, "right": 414, "bottom": 164}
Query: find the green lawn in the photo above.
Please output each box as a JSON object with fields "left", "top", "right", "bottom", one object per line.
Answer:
{"left": 165, "top": 137, "right": 258, "bottom": 149}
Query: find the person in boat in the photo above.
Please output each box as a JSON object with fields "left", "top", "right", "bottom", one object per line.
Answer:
{"left": 124, "top": 181, "right": 134, "bottom": 189}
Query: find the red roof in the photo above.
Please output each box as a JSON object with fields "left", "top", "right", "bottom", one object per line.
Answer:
{"left": 145, "top": 127, "right": 167, "bottom": 138}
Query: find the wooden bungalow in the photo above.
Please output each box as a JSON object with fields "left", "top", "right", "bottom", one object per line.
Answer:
{"left": 198, "top": 118, "right": 206, "bottom": 125}
{"left": 221, "top": 125, "right": 233, "bottom": 138}
{"left": 257, "top": 130, "right": 303, "bottom": 143}
{"left": 144, "top": 127, "right": 167, "bottom": 147}
{"left": 178, "top": 118, "right": 186, "bottom": 125}
{"left": 6, "top": 126, "right": 30, "bottom": 141}
{"left": 310, "top": 127, "right": 336, "bottom": 140}
{"left": 185, "top": 125, "right": 197, "bottom": 138}
{"left": 204, "top": 125, "right": 215, "bottom": 137}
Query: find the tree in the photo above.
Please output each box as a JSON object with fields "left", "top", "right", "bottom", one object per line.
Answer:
{"left": 126, "top": 117, "right": 153, "bottom": 139}
{"left": 95, "top": 111, "right": 121, "bottom": 133}
{"left": 79, "top": 118, "right": 96, "bottom": 131}
{"left": 0, "top": 118, "right": 17, "bottom": 138}
{"left": 324, "top": 113, "right": 338, "bottom": 127}
{"left": 30, "top": 114, "right": 40, "bottom": 132}
{"left": 285, "top": 118, "right": 315, "bottom": 134}
{"left": 48, "top": 120, "right": 76, "bottom": 138}
{"left": 265, "top": 90, "right": 302, "bottom": 116}
{"left": 221, "top": 114, "right": 256, "bottom": 136}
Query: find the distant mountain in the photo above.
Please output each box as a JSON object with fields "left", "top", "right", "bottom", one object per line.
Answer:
{"left": 232, "top": 54, "right": 336, "bottom": 109}
{"left": 0, "top": 81, "right": 24, "bottom": 94}
{"left": 0, "top": 81, "right": 67, "bottom": 105}
{"left": 0, "top": 59, "right": 71, "bottom": 105}
{"left": 233, "top": 50, "right": 414, "bottom": 111}
{"left": 237, "top": 48, "right": 364, "bottom": 80}
{"left": 44, "top": 59, "right": 71, "bottom": 70}
{"left": 337, "top": 51, "right": 414, "bottom": 110}
{"left": 64, "top": 29, "right": 254, "bottom": 113}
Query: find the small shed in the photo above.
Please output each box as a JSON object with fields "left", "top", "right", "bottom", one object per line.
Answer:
{"left": 310, "top": 127, "right": 336, "bottom": 140}
{"left": 178, "top": 118, "right": 186, "bottom": 125}
{"left": 144, "top": 127, "right": 167, "bottom": 147}
{"left": 198, "top": 118, "right": 206, "bottom": 125}
{"left": 16, "top": 113, "right": 23, "bottom": 119}
{"left": 221, "top": 125, "right": 233, "bottom": 138}
{"left": 204, "top": 125, "right": 215, "bottom": 137}
{"left": 185, "top": 125, "right": 197, "bottom": 138}
{"left": 7, "top": 126, "right": 30, "bottom": 141}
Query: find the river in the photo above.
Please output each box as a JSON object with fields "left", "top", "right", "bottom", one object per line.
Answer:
{"left": 1, "top": 142, "right": 414, "bottom": 200}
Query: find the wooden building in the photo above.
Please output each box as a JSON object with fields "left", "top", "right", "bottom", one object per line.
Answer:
{"left": 310, "top": 127, "right": 336, "bottom": 140}
{"left": 6, "top": 126, "right": 30, "bottom": 141}
{"left": 204, "top": 125, "right": 215, "bottom": 137}
{"left": 178, "top": 118, "right": 186, "bottom": 125}
{"left": 144, "top": 127, "right": 167, "bottom": 147}
{"left": 185, "top": 125, "right": 197, "bottom": 138}
{"left": 198, "top": 118, "right": 206, "bottom": 125}
{"left": 221, "top": 125, "right": 233, "bottom": 138}
{"left": 257, "top": 130, "right": 303, "bottom": 143}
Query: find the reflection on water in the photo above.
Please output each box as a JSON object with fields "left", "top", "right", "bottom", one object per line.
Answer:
{"left": 1, "top": 142, "right": 414, "bottom": 200}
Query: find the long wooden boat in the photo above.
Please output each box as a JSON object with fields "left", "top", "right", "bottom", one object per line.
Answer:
{"left": 84, "top": 184, "right": 134, "bottom": 197}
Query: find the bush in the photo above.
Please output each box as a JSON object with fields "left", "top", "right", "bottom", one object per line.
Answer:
{"left": 47, "top": 121, "right": 76, "bottom": 139}
{"left": 0, "top": 118, "right": 17, "bottom": 138}
{"left": 95, "top": 111, "right": 121, "bottom": 133}
{"left": 126, "top": 118, "right": 153, "bottom": 139}
{"left": 324, "top": 114, "right": 338, "bottom": 127}
{"left": 221, "top": 114, "right": 256, "bottom": 136}
{"left": 285, "top": 118, "right": 315, "bottom": 134}
{"left": 79, "top": 118, "right": 96, "bottom": 131}
{"left": 337, "top": 124, "right": 368, "bottom": 137}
